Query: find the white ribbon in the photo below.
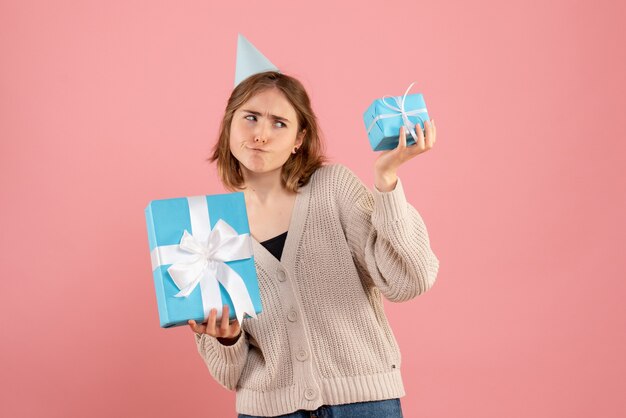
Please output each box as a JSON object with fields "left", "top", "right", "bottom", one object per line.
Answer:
{"left": 150, "top": 196, "right": 257, "bottom": 324}
{"left": 366, "top": 82, "right": 428, "bottom": 143}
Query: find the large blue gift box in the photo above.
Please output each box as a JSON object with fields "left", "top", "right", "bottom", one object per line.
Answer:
{"left": 145, "top": 192, "right": 262, "bottom": 328}
{"left": 363, "top": 91, "right": 430, "bottom": 151}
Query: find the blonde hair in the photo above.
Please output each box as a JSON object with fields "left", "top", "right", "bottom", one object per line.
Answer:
{"left": 209, "top": 71, "right": 327, "bottom": 192}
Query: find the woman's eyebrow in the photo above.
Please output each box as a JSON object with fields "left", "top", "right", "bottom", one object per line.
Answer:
{"left": 241, "top": 109, "right": 290, "bottom": 123}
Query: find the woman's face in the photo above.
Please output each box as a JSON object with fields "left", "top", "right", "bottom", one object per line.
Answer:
{"left": 229, "top": 88, "right": 304, "bottom": 179}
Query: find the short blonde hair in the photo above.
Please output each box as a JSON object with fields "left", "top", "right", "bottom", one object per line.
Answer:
{"left": 209, "top": 71, "right": 327, "bottom": 192}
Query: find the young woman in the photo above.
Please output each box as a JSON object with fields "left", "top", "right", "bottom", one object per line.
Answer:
{"left": 188, "top": 71, "right": 439, "bottom": 418}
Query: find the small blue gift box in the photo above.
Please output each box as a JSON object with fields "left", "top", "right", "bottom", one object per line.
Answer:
{"left": 145, "top": 192, "right": 262, "bottom": 328}
{"left": 363, "top": 88, "right": 430, "bottom": 151}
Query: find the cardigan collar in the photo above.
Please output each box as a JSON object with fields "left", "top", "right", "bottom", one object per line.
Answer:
{"left": 250, "top": 174, "right": 313, "bottom": 275}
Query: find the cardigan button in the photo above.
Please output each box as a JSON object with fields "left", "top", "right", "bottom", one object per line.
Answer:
{"left": 304, "top": 388, "right": 316, "bottom": 400}
{"left": 296, "top": 349, "right": 308, "bottom": 361}
{"left": 287, "top": 310, "right": 298, "bottom": 322}
{"left": 277, "top": 269, "right": 286, "bottom": 282}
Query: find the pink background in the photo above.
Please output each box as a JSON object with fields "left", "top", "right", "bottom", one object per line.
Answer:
{"left": 1, "top": 0, "right": 625, "bottom": 417}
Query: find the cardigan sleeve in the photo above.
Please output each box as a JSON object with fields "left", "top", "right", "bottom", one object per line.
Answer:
{"left": 332, "top": 164, "right": 440, "bottom": 302}
{"left": 194, "top": 330, "right": 249, "bottom": 391}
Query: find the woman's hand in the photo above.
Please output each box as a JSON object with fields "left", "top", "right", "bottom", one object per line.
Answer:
{"left": 374, "top": 119, "right": 436, "bottom": 192}
{"left": 188, "top": 304, "right": 242, "bottom": 346}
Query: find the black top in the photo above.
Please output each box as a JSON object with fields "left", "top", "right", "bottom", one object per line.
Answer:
{"left": 260, "top": 231, "right": 288, "bottom": 261}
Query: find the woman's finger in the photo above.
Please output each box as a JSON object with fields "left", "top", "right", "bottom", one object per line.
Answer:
{"left": 231, "top": 319, "right": 241, "bottom": 336}
{"left": 405, "top": 123, "right": 425, "bottom": 158}
{"left": 431, "top": 119, "right": 437, "bottom": 144}
{"left": 424, "top": 120, "right": 434, "bottom": 149}
{"left": 397, "top": 126, "right": 407, "bottom": 151}
{"left": 416, "top": 122, "right": 426, "bottom": 150}
{"left": 188, "top": 319, "right": 199, "bottom": 333}
{"left": 220, "top": 305, "right": 230, "bottom": 335}
{"left": 206, "top": 308, "right": 218, "bottom": 336}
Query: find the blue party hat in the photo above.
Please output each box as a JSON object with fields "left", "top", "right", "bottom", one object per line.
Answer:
{"left": 234, "top": 34, "right": 279, "bottom": 87}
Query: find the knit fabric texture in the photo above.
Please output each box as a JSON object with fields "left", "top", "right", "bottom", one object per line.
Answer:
{"left": 194, "top": 164, "right": 440, "bottom": 417}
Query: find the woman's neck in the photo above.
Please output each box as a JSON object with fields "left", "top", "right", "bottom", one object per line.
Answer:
{"left": 241, "top": 169, "right": 292, "bottom": 205}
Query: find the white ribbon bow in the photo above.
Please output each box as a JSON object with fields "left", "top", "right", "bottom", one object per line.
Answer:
{"left": 367, "top": 82, "right": 428, "bottom": 143}
{"left": 150, "top": 196, "right": 256, "bottom": 324}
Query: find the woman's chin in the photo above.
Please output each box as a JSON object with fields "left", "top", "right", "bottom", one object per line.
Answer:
{"left": 241, "top": 163, "right": 279, "bottom": 176}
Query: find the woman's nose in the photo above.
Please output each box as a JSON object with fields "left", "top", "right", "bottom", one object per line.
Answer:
{"left": 253, "top": 119, "right": 270, "bottom": 143}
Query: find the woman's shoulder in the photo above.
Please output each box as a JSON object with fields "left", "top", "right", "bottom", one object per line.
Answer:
{"left": 311, "top": 163, "right": 359, "bottom": 184}
{"left": 305, "top": 164, "right": 365, "bottom": 202}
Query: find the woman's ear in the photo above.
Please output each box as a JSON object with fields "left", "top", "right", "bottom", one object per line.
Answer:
{"left": 296, "top": 129, "right": 306, "bottom": 148}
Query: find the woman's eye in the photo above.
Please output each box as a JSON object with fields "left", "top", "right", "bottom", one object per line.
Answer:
{"left": 275, "top": 121, "right": 286, "bottom": 128}
{"left": 244, "top": 115, "right": 256, "bottom": 121}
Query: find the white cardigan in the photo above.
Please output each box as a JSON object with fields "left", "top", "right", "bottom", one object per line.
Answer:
{"left": 194, "top": 163, "right": 440, "bottom": 417}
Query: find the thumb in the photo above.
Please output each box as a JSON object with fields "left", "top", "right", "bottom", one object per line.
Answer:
{"left": 188, "top": 319, "right": 202, "bottom": 334}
